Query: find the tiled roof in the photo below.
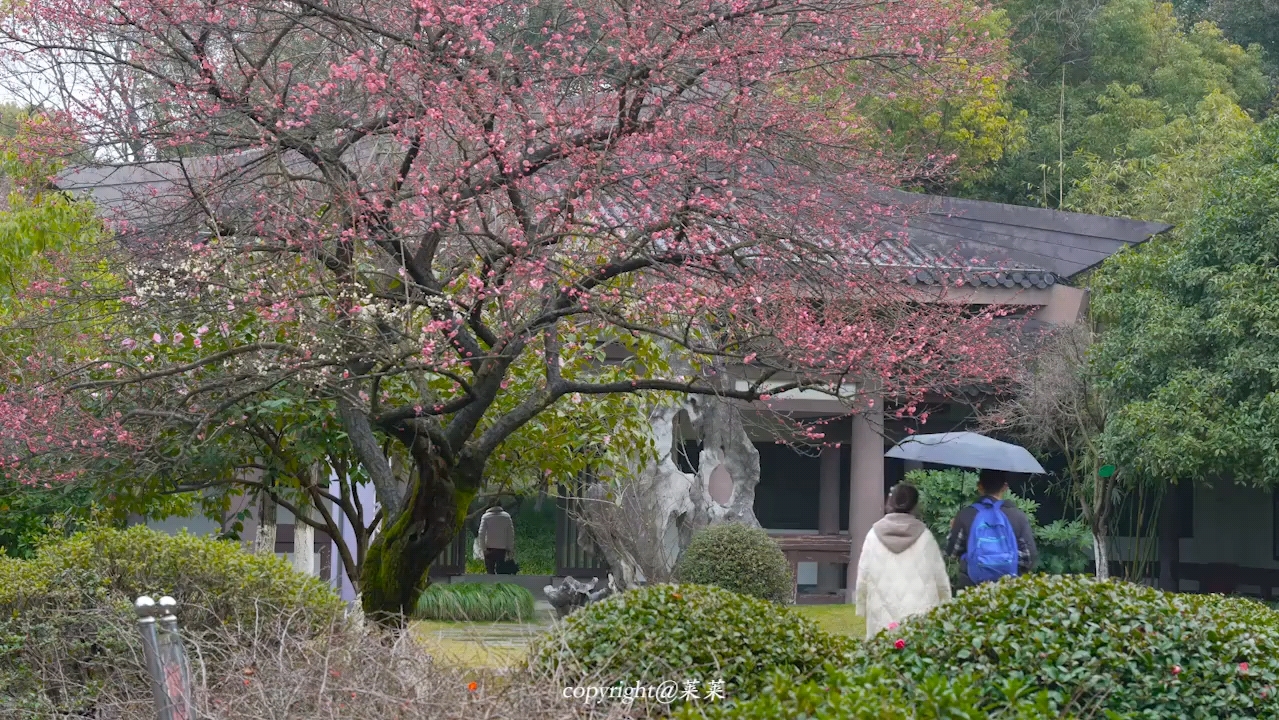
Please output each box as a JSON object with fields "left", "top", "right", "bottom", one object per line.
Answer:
{"left": 865, "top": 190, "right": 1172, "bottom": 286}
{"left": 55, "top": 160, "right": 1172, "bottom": 286}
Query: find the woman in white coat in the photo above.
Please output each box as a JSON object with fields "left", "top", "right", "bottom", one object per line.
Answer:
{"left": 854, "top": 483, "right": 952, "bottom": 639}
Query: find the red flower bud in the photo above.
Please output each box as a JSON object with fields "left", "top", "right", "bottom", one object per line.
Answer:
{"left": 894, "top": 639, "right": 906, "bottom": 650}
{"left": 1171, "top": 665, "right": 1182, "bottom": 675}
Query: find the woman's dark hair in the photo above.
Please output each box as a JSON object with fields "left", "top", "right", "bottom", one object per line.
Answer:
{"left": 885, "top": 483, "right": 920, "bottom": 514}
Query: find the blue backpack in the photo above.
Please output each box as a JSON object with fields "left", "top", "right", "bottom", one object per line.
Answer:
{"left": 965, "top": 497, "right": 1019, "bottom": 583}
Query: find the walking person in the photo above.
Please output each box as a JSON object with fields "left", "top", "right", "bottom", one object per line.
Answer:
{"left": 477, "top": 501, "right": 515, "bottom": 574}
{"left": 855, "top": 483, "right": 952, "bottom": 639}
{"left": 946, "top": 469, "right": 1038, "bottom": 588}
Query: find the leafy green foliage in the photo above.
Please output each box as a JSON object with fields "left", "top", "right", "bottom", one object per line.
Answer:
{"left": 908, "top": 469, "right": 1092, "bottom": 577}
{"left": 0, "top": 524, "right": 346, "bottom": 715}
{"left": 682, "top": 665, "right": 1057, "bottom": 719}
{"left": 512, "top": 497, "right": 555, "bottom": 575}
{"left": 853, "top": 574, "right": 1279, "bottom": 718}
{"left": 964, "top": 0, "right": 1272, "bottom": 208}
{"left": 1091, "top": 118, "right": 1279, "bottom": 486}
{"left": 1069, "top": 89, "right": 1254, "bottom": 226}
{"left": 413, "top": 582, "right": 535, "bottom": 622}
{"left": 527, "top": 584, "right": 855, "bottom": 700}
{"left": 674, "top": 523, "right": 793, "bottom": 604}
{"left": 0, "top": 480, "right": 95, "bottom": 559}
{"left": 0, "top": 524, "right": 344, "bottom": 630}
{"left": 0, "top": 109, "right": 99, "bottom": 292}
{"left": 1173, "top": 0, "right": 1279, "bottom": 71}
{"left": 848, "top": 5, "right": 1027, "bottom": 188}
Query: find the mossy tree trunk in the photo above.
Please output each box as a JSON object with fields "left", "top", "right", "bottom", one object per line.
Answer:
{"left": 359, "top": 447, "right": 477, "bottom": 624}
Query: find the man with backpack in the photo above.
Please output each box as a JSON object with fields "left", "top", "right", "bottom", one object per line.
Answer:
{"left": 946, "top": 469, "right": 1038, "bottom": 588}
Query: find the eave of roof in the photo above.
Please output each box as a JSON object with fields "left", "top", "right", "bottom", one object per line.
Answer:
{"left": 54, "top": 159, "right": 1174, "bottom": 290}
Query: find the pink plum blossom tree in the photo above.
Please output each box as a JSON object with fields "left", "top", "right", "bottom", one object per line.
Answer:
{"left": 0, "top": 0, "right": 1020, "bottom": 619}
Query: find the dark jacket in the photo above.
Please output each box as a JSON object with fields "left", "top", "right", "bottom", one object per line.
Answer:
{"left": 945, "top": 497, "right": 1038, "bottom": 587}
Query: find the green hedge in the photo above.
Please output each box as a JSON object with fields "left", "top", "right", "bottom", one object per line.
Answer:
{"left": 0, "top": 525, "right": 345, "bottom": 716}
{"left": 413, "top": 581, "right": 535, "bottom": 621}
{"left": 674, "top": 523, "right": 792, "bottom": 603}
{"left": 854, "top": 574, "right": 1279, "bottom": 719}
{"left": 528, "top": 584, "right": 854, "bottom": 701}
{"left": 0, "top": 524, "right": 343, "bottom": 630}
{"left": 682, "top": 666, "right": 1058, "bottom": 719}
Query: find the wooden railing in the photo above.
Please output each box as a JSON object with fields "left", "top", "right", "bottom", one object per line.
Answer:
{"left": 770, "top": 533, "right": 850, "bottom": 605}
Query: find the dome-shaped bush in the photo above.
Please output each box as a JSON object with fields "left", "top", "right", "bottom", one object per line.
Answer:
{"left": 855, "top": 574, "right": 1279, "bottom": 718}
{"left": 527, "top": 584, "right": 853, "bottom": 700}
{"left": 0, "top": 524, "right": 345, "bottom": 631}
{"left": 674, "top": 522, "right": 792, "bottom": 603}
{"left": 0, "top": 525, "right": 347, "bottom": 716}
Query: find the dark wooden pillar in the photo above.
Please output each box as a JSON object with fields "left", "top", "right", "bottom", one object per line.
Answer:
{"left": 816, "top": 445, "right": 842, "bottom": 593}
{"left": 1158, "top": 485, "right": 1180, "bottom": 592}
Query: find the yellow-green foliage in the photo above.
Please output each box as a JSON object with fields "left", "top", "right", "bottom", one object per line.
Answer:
{"left": 0, "top": 524, "right": 346, "bottom": 716}
{"left": 0, "top": 524, "right": 344, "bottom": 630}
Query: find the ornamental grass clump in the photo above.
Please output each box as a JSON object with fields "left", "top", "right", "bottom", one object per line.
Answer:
{"left": 674, "top": 523, "right": 793, "bottom": 604}
{"left": 527, "top": 584, "right": 855, "bottom": 703}
{"left": 413, "top": 581, "right": 536, "bottom": 622}
{"left": 854, "top": 574, "right": 1279, "bottom": 719}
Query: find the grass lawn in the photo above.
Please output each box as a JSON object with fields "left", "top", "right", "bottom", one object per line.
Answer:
{"left": 794, "top": 603, "right": 866, "bottom": 639}
{"left": 411, "top": 600, "right": 866, "bottom": 671}
{"left": 412, "top": 619, "right": 549, "bottom": 669}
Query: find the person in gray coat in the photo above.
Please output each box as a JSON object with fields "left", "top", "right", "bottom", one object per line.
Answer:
{"left": 478, "top": 501, "right": 516, "bottom": 574}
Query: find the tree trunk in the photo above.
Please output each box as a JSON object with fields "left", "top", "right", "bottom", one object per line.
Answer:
{"left": 1092, "top": 529, "right": 1110, "bottom": 581}
{"left": 293, "top": 487, "right": 316, "bottom": 577}
{"left": 359, "top": 450, "right": 473, "bottom": 624}
{"left": 254, "top": 492, "right": 278, "bottom": 556}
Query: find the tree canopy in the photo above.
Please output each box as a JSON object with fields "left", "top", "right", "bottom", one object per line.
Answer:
{"left": 1090, "top": 118, "right": 1279, "bottom": 486}
{"left": 961, "top": 0, "right": 1272, "bottom": 207}
{"left": 0, "top": 0, "right": 1021, "bottom": 618}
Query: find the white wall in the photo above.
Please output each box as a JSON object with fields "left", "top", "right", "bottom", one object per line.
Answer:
{"left": 144, "top": 513, "right": 222, "bottom": 537}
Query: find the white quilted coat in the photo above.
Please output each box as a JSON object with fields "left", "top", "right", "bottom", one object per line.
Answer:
{"left": 854, "top": 514, "right": 952, "bottom": 640}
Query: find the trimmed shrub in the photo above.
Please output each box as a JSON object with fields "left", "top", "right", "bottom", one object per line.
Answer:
{"left": 855, "top": 574, "right": 1279, "bottom": 719}
{"left": 527, "top": 584, "right": 855, "bottom": 701}
{"left": 0, "top": 525, "right": 346, "bottom": 717}
{"left": 680, "top": 666, "right": 1058, "bottom": 719}
{"left": 674, "top": 523, "right": 792, "bottom": 603}
{"left": 414, "top": 581, "right": 536, "bottom": 622}
{"left": 0, "top": 524, "right": 344, "bottom": 630}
